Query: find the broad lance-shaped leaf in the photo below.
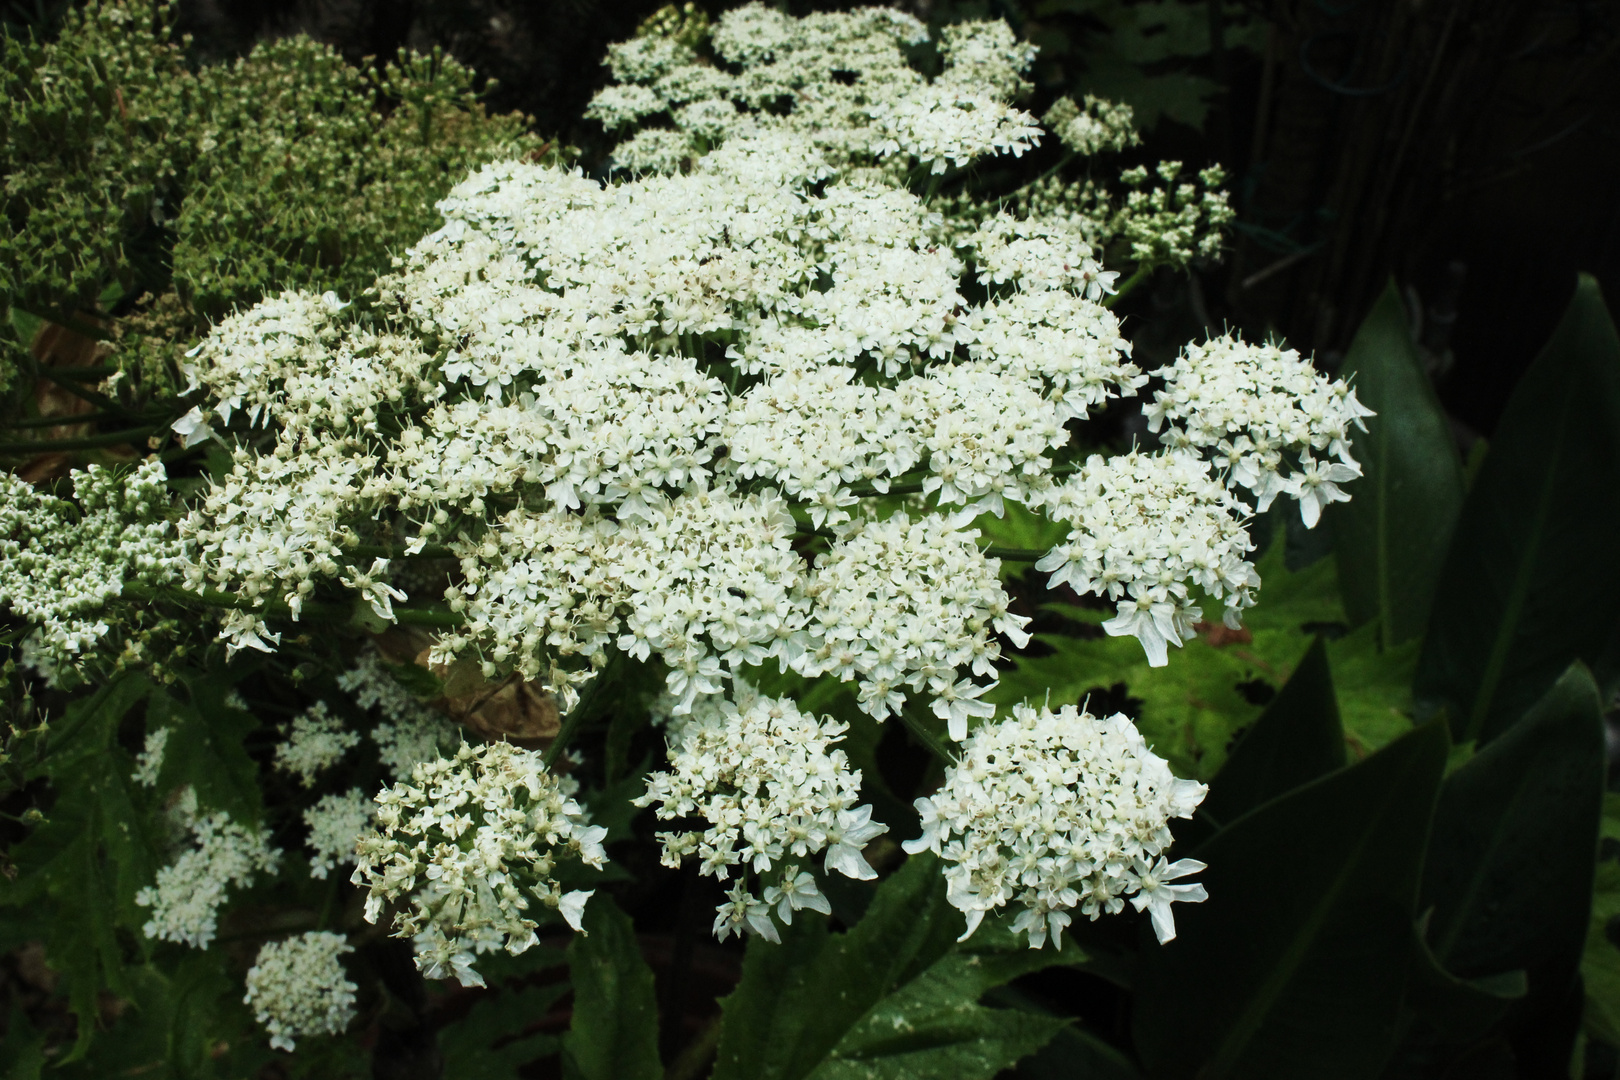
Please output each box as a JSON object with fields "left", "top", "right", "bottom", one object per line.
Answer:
{"left": 1132, "top": 721, "right": 1449, "bottom": 1080}
{"left": 1415, "top": 274, "right": 1620, "bottom": 744}
{"left": 1191, "top": 636, "right": 1345, "bottom": 845}
{"left": 713, "top": 853, "right": 1070, "bottom": 1080}
{"left": 562, "top": 895, "right": 660, "bottom": 1080}
{"left": 1417, "top": 663, "right": 1603, "bottom": 1066}
{"left": 1328, "top": 280, "right": 1465, "bottom": 648}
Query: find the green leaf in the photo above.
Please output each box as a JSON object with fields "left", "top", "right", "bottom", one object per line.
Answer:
{"left": 1195, "top": 637, "right": 1344, "bottom": 838}
{"left": 562, "top": 895, "right": 660, "bottom": 1080}
{"left": 0, "top": 1007, "right": 46, "bottom": 1080}
{"left": 992, "top": 534, "right": 1341, "bottom": 779}
{"left": 1328, "top": 281, "right": 1466, "bottom": 648}
{"left": 1133, "top": 721, "right": 1450, "bottom": 1079}
{"left": 1414, "top": 275, "right": 1620, "bottom": 744}
{"left": 54, "top": 954, "right": 277, "bottom": 1079}
{"left": 712, "top": 853, "right": 962, "bottom": 1080}
{"left": 1, "top": 675, "right": 156, "bottom": 1061}
{"left": 1420, "top": 664, "right": 1604, "bottom": 1027}
{"left": 1583, "top": 860, "right": 1620, "bottom": 1045}
{"left": 146, "top": 672, "right": 262, "bottom": 821}
{"left": 804, "top": 953, "right": 1069, "bottom": 1080}
{"left": 440, "top": 984, "right": 566, "bottom": 1079}
{"left": 1324, "top": 622, "right": 1418, "bottom": 758}
{"left": 1402, "top": 920, "right": 1526, "bottom": 1046}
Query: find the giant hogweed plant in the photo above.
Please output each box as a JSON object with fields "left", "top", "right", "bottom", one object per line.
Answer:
{"left": 3, "top": 4, "right": 1613, "bottom": 1079}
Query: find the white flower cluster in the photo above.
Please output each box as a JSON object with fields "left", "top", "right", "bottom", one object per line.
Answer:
{"left": 135, "top": 789, "right": 282, "bottom": 949}
{"left": 133, "top": 726, "right": 171, "bottom": 787}
{"left": 335, "top": 647, "right": 461, "bottom": 779}
{"left": 588, "top": 4, "right": 1041, "bottom": 177}
{"left": 351, "top": 741, "right": 605, "bottom": 987}
{"left": 273, "top": 700, "right": 359, "bottom": 787}
{"left": 0, "top": 459, "right": 178, "bottom": 669}
{"left": 303, "top": 788, "right": 377, "bottom": 880}
{"left": 171, "top": 125, "right": 1364, "bottom": 720}
{"left": 1042, "top": 95, "right": 1139, "bottom": 157}
{"left": 803, "top": 514, "right": 1028, "bottom": 730}
{"left": 1035, "top": 452, "right": 1258, "bottom": 666}
{"left": 635, "top": 682, "right": 887, "bottom": 941}
{"left": 904, "top": 702, "right": 1208, "bottom": 948}
{"left": 1147, "top": 335, "right": 1375, "bottom": 526}
{"left": 243, "top": 931, "right": 358, "bottom": 1051}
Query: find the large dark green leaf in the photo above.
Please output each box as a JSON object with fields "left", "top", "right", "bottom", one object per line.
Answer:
{"left": 712, "top": 853, "right": 960, "bottom": 1080}
{"left": 1195, "top": 636, "right": 1345, "bottom": 839}
{"left": 146, "top": 671, "right": 262, "bottom": 821}
{"left": 712, "top": 855, "right": 1072, "bottom": 1080}
{"left": 562, "top": 895, "right": 661, "bottom": 1080}
{"left": 0, "top": 675, "right": 156, "bottom": 1061}
{"left": 1420, "top": 665, "right": 1603, "bottom": 1020}
{"left": 1414, "top": 275, "right": 1620, "bottom": 743}
{"left": 441, "top": 984, "right": 566, "bottom": 1079}
{"left": 1328, "top": 281, "right": 1465, "bottom": 647}
{"left": 804, "top": 952, "right": 1069, "bottom": 1080}
{"left": 1132, "top": 721, "right": 1449, "bottom": 1079}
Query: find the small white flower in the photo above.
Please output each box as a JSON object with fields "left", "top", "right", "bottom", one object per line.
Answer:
{"left": 171, "top": 406, "right": 215, "bottom": 448}
{"left": 1127, "top": 857, "right": 1208, "bottom": 943}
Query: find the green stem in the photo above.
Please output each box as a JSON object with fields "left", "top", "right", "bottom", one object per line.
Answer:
{"left": 1012, "top": 150, "right": 1079, "bottom": 198}
{"left": 393, "top": 606, "right": 464, "bottom": 629}
{"left": 663, "top": 1012, "right": 724, "bottom": 1080}
{"left": 981, "top": 545, "right": 1046, "bottom": 562}
{"left": 1102, "top": 265, "right": 1153, "bottom": 308}
{"left": 898, "top": 704, "right": 956, "bottom": 766}
{"left": 0, "top": 427, "right": 161, "bottom": 454}
{"left": 6, "top": 410, "right": 131, "bottom": 430}
{"left": 542, "top": 652, "right": 624, "bottom": 768}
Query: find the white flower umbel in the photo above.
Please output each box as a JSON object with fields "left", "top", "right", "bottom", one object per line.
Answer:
{"left": 0, "top": 459, "right": 179, "bottom": 671}
{"left": 273, "top": 701, "right": 360, "bottom": 787}
{"left": 802, "top": 513, "right": 1029, "bottom": 731}
{"left": 171, "top": 111, "right": 1362, "bottom": 775}
{"left": 336, "top": 648, "right": 461, "bottom": 779}
{"left": 590, "top": 5, "right": 1039, "bottom": 178}
{"left": 135, "top": 790, "right": 283, "bottom": 949}
{"left": 351, "top": 742, "right": 606, "bottom": 987}
{"left": 1035, "top": 451, "right": 1258, "bottom": 666}
{"left": 636, "top": 683, "right": 886, "bottom": 942}
{"left": 904, "top": 702, "right": 1207, "bottom": 948}
{"left": 304, "top": 788, "right": 378, "bottom": 880}
{"left": 1147, "top": 335, "right": 1373, "bottom": 525}
{"left": 244, "top": 931, "right": 358, "bottom": 1052}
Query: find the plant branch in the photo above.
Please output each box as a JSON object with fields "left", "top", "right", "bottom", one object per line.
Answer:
{"left": 542, "top": 651, "right": 624, "bottom": 768}
{"left": 0, "top": 427, "right": 162, "bottom": 454}
{"left": 898, "top": 703, "right": 956, "bottom": 766}
{"left": 1102, "top": 265, "right": 1153, "bottom": 308}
